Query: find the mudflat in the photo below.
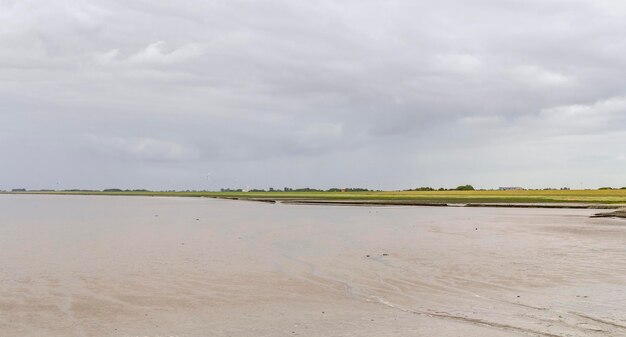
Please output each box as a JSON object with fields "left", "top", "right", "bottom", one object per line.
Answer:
{"left": 1, "top": 195, "right": 625, "bottom": 337}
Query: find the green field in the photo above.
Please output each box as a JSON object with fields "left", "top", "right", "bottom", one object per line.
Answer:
{"left": 7, "top": 189, "right": 626, "bottom": 205}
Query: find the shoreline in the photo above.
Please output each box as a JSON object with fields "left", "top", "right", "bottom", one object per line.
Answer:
{"left": 278, "top": 199, "right": 621, "bottom": 209}
{"left": 3, "top": 192, "right": 626, "bottom": 217}
{"left": 235, "top": 198, "right": 626, "bottom": 217}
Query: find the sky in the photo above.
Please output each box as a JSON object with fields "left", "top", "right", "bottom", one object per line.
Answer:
{"left": 2, "top": 0, "right": 626, "bottom": 191}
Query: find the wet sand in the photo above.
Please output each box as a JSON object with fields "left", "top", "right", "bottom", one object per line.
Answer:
{"left": 1, "top": 195, "right": 626, "bottom": 337}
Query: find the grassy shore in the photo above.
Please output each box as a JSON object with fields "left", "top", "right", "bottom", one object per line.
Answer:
{"left": 6, "top": 189, "right": 626, "bottom": 205}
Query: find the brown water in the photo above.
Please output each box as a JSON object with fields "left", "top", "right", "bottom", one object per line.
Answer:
{"left": 1, "top": 195, "right": 626, "bottom": 337}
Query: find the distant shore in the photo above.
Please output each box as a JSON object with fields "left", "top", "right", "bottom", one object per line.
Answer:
{"left": 3, "top": 190, "right": 626, "bottom": 217}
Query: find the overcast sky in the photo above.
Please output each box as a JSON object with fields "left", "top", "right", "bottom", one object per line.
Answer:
{"left": 2, "top": 0, "right": 626, "bottom": 190}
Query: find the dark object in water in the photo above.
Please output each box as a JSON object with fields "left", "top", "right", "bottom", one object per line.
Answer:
{"left": 591, "top": 209, "right": 626, "bottom": 219}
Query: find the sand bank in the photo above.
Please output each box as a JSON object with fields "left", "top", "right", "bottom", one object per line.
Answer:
{"left": 218, "top": 196, "right": 626, "bottom": 212}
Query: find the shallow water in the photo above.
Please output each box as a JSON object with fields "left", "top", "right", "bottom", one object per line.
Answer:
{"left": 1, "top": 194, "right": 626, "bottom": 336}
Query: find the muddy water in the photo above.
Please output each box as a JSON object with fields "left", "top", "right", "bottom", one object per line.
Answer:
{"left": 1, "top": 195, "right": 626, "bottom": 337}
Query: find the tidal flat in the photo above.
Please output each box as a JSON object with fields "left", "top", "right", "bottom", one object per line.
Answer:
{"left": 1, "top": 194, "right": 626, "bottom": 337}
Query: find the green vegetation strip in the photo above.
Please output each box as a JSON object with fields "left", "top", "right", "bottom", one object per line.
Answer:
{"left": 6, "top": 190, "right": 626, "bottom": 205}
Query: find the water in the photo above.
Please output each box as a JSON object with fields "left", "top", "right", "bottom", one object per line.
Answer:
{"left": 1, "top": 194, "right": 625, "bottom": 336}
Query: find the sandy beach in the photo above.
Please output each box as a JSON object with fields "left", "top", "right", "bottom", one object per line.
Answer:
{"left": 1, "top": 194, "right": 626, "bottom": 337}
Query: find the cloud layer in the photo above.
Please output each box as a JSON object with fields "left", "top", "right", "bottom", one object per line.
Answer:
{"left": 2, "top": 0, "right": 626, "bottom": 190}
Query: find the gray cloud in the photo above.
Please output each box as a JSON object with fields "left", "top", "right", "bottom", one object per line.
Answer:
{"left": 2, "top": 0, "right": 626, "bottom": 190}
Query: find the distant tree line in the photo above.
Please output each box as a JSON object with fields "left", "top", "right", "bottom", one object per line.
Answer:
{"left": 63, "top": 189, "right": 99, "bottom": 192}
{"left": 7, "top": 185, "right": 626, "bottom": 194}
{"left": 222, "top": 185, "right": 480, "bottom": 192}
{"left": 404, "top": 185, "right": 475, "bottom": 191}
{"left": 102, "top": 188, "right": 149, "bottom": 192}
{"left": 220, "top": 187, "right": 372, "bottom": 192}
{"left": 327, "top": 188, "right": 370, "bottom": 192}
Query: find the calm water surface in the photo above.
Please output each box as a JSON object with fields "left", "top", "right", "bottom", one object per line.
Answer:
{"left": 1, "top": 194, "right": 625, "bottom": 337}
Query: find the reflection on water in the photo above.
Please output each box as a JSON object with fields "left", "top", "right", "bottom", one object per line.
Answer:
{"left": 1, "top": 194, "right": 625, "bottom": 337}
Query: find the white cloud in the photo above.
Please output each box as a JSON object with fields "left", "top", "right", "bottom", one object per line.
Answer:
{"left": 510, "top": 65, "right": 575, "bottom": 87}
{"left": 459, "top": 115, "right": 503, "bottom": 127}
{"left": 127, "top": 41, "right": 205, "bottom": 65}
{"left": 434, "top": 53, "right": 483, "bottom": 74}
{"left": 530, "top": 96, "right": 626, "bottom": 135}
{"left": 93, "top": 48, "right": 119, "bottom": 65}
{"left": 91, "top": 42, "right": 205, "bottom": 67}
{"left": 87, "top": 135, "right": 198, "bottom": 162}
